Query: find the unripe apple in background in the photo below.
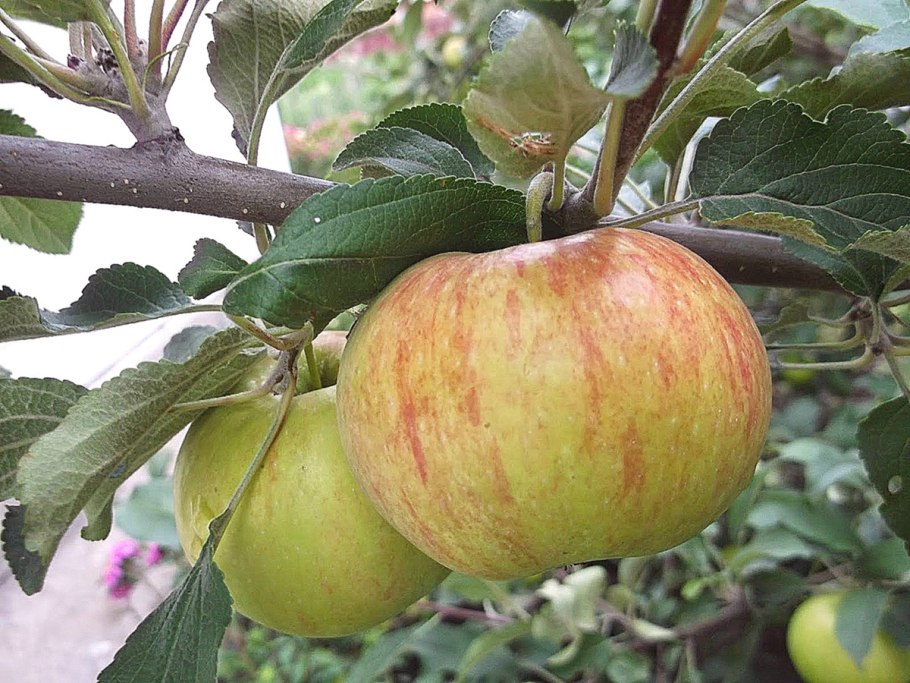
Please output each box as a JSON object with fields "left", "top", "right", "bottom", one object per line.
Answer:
{"left": 786, "top": 592, "right": 910, "bottom": 683}
{"left": 336, "top": 228, "right": 772, "bottom": 580}
{"left": 173, "top": 335, "right": 449, "bottom": 637}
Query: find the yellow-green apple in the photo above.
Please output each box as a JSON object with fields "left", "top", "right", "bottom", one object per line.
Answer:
{"left": 335, "top": 228, "right": 772, "bottom": 579}
{"left": 787, "top": 592, "right": 910, "bottom": 683}
{"left": 173, "top": 337, "right": 449, "bottom": 637}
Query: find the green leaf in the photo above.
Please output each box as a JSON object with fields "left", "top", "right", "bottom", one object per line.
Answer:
{"left": 729, "top": 527, "right": 817, "bottom": 574}
{"left": 857, "top": 397, "right": 910, "bottom": 550}
{"left": 377, "top": 103, "right": 495, "bottom": 178}
{"left": 856, "top": 537, "right": 910, "bottom": 581}
{"left": 0, "top": 110, "right": 82, "bottom": 254}
{"left": 807, "top": 0, "right": 910, "bottom": 29}
{"left": 208, "top": 0, "right": 396, "bottom": 154}
{"left": 463, "top": 14, "right": 610, "bottom": 177}
{"left": 605, "top": 649, "right": 652, "bottom": 683}
{"left": 114, "top": 477, "right": 179, "bottom": 548}
{"left": 333, "top": 127, "right": 475, "bottom": 178}
{"left": 781, "top": 239, "right": 872, "bottom": 297}
{"left": 490, "top": 9, "right": 535, "bottom": 53}
{"left": 161, "top": 326, "right": 219, "bottom": 363}
{"left": 96, "top": 536, "right": 233, "bottom": 683}
{"left": 0, "top": 0, "right": 102, "bottom": 26}
{"left": 727, "top": 27, "right": 793, "bottom": 76}
{"left": 177, "top": 239, "right": 249, "bottom": 299}
{"left": 0, "top": 54, "right": 37, "bottom": 84}
{"left": 849, "top": 20, "right": 910, "bottom": 56}
{"left": 0, "top": 109, "right": 35, "bottom": 136}
{"left": 1, "top": 504, "right": 47, "bottom": 595}
{"left": 222, "top": 175, "right": 526, "bottom": 328}
{"left": 346, "top": 622, "right": 432, "bottom": 683}
{"left": 604, "top": 23, "right": 658, "bottom": 99}
{"left": 847, "top": 225, "right": 910, "bottom": 264}
{"left": 0, "top": 377, "right": 87, "bottom": 500}
{"left": 0, "top": 264, "right": 201, "bottom": 342}
{"left": 757, "top": 300, "right": 813, "bottom": 335}
{"left": 15, "top": 329, "right": 261, "bottom": 579}
{"left": 517, "top": 0, "right": 577, "bottom": 26}
{"left": 882, "top": 592, "right": 910, "bottom": 647}
{"left": 691, "top": 101, "right": 910, "bottom": 296}
{"left": 835, "top": 588, "right": 890, "bottom": 669}
{"left": 653, "top": 67, "right": 763, "bottom": 166}
{"left": 780, "top": 51, "right": 910, "bottom": 120}
{"left": 747, "top": 490, "right": 862, "bottom": 553}
{"left": 455, "top": 621, "right": 532, "bottom": 683}
{"left": 707, "top": 211, "right": 825, "bottom": 246}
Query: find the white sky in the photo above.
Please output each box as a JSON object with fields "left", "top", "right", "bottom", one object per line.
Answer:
{"left": 0, "top": 5, "right": 289, "bottom": 386}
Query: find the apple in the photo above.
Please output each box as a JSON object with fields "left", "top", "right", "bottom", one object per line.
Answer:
{"left": 787, "top": 592, "right": 910, "bottom": 683}
{"left": 173, "top": 336, "right": 450, "bottom": 637}
{"left": 336, "top": 228, "right": 772, "bottom": 579}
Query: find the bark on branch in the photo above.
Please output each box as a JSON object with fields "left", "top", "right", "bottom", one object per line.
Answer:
{"left": 0, "top": 133, "right": 841, "bottom": 293}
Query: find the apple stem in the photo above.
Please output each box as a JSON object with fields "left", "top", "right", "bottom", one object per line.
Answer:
{"left": 772, "top": 347, "right": 873, "bottom": 372}
{"left": 764, "top": 330, "right": 864, "bottom": 352}
{"left": 207, "top": 359, "right": 299, "bottom": 548}
{"left": 171, "top": 384, "right": 272, "bottom": 412}
{"left": 602, "top": 198, "right": 699, "bottom": 229}
{"left": 303, "top": 342, "right": 322, "bottom": 390}
{"left": 229, "top": 315, "right": 313, "bottom": 351}
{"left": 526, "top": 171, "right": 555, "bottom": 243}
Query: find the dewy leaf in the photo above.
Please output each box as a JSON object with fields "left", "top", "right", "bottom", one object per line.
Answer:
{"left": 378, "top": 103, "right": 495, "bottom": 178}
{"left": 2, "top": 505, "right": 47, "bottom": 595}
{"left": 0, "top": 110, "right": 82, "bottom": 254}
{"left": 604, "top": 24, "right": 658, "bottom": 100}
{"left": 780, "top": 51, "right": 910, "bottom": 120}
{"left": 690, "top": 101, "right": 910, "bottom": 296}
{"left": 849, "top": 21, "right": 910, "bottom": 57}
{"left": 0, "top": 0, "right": 102, "bottom": 26}
{"left": 333, "top": 127, "right": 475, "bottom": 179}
{"left": 15, "top": 329, "right": 262, "bottom": 575}
{"left": 857, "top": 397, "right": 910, "bottom": 550}
{"left": 0, "top": 263, "right": 203, "bottom": 342}
{"left": 847, "top": 226, "right": 910, "bottom": 264}
{"left": 223, "top": 175, "right": 526, "bottom": 328}
{"left": 177, "top": 239, "right": 249, "bottom": 299}
{"left": 705, "top": 211, "right": 825, "bottom": 246}
{"left": 208, "top": 0, "right": 396, "bottom": 153}
{"left": 807, "top": 0, "right": 910, "bottom": 29}
{"left": 834, "top": 589, "right": 890, "bottom": 669}
{"left": 0, "top": 377, "right": 88, "bottom": 500}
{"left": 464, "top": 15, "right": 610, "bottom": 178}
{"left": 96, "top": 535, "right": 232, "bottom": 683}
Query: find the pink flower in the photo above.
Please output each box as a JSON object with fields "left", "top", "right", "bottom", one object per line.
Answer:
{"left": 111, "top": 539, "right": 140, "bottom": 562}
{"left": 109, "top": 582, "right": 133, "bottom": 600}
{"left": 145, "top": 544, "right": 163, "bottom": 566}
{"left": 102, "top": 563, "right": 123, "bottom": 589}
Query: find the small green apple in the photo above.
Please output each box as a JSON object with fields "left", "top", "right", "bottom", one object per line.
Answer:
{"left": 787, "top": 592, "right": 910, "bottom": 683}
{"left": 173, "top": 335, "right": 449, "bottom": 637}
{"left": 336, "top": 228, "right": 772, "bottom": 579}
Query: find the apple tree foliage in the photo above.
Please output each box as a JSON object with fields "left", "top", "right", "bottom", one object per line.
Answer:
{"left": 1, "top": 0, "right": 909, "bottom": 681}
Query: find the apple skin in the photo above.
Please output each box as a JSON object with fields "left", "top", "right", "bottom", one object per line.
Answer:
{"left": 336, "top": 228, "right": 772, "bottom": 580}
{"left": 787, "top": 592, "right": 910, "bottom": 683}
{"left": 173, "top": 384, "right": 450, "bottom": 638}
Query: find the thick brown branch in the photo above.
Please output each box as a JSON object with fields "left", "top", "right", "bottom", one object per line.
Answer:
{"left": 0, "top": 132, "right": 333, "bottom": 225}
{"left": 0, "top": 133, "right": 842, "bottom": 293}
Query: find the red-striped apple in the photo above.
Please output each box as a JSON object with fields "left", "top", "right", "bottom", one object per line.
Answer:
{"left": 336, "top": 228, "right": 772, "bottom": 580}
